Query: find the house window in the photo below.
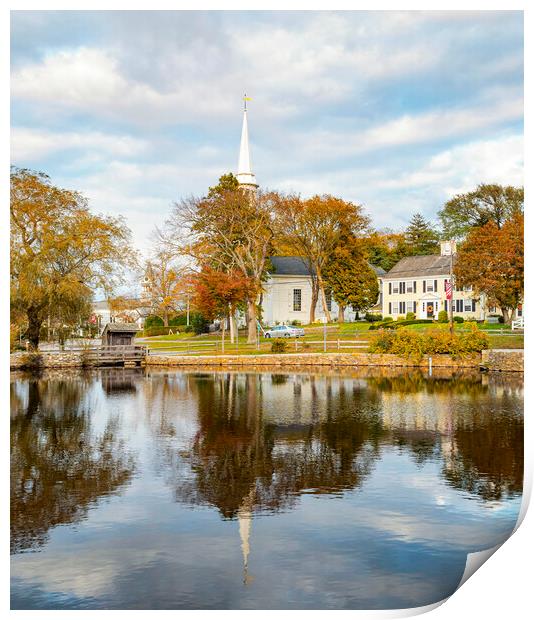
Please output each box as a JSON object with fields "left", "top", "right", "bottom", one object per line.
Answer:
{"left": 407, "top": 301, "right": 414, "bottom": 313}
{"left": 392, "top": 302, "right": 399, "bottom": 314}
{"left": 406, "top": 281, "right": 413, "bottom": 293}
{"left": 392, "top": 282, "right": 399, "bottom": 294}
{"left": 464, "top": 300, "right": 472, "bottom": 312}
{"left": 426, "top": 279, "right": 435, "bottom": 292}
{"left": 293, "top": 289, "right": 302, "bottom": 312}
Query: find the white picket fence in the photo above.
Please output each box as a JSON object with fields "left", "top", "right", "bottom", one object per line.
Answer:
{"left": 511, "top": 317, "right": 524, "bottom": 331}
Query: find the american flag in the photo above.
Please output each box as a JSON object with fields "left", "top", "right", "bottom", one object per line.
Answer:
{"left": 445, "top": 281, "right": 453, "bottom": 300}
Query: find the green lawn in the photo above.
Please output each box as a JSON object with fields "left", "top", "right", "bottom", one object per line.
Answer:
{"left": 138, "top": 320, "right": 522, "bottom": 355}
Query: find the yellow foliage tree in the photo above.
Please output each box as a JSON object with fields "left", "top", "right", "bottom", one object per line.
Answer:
{"left": 10, "top": 168, "right": 138, "bottom": 349}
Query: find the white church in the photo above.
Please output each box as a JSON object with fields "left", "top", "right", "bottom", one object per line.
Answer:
{"left": 235, "top": 100, "right": 384, "bottom": 326}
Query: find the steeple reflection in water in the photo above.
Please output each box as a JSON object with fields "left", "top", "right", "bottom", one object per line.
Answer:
{"left": 11, "top": 368, "right": 523, "bottom": 610}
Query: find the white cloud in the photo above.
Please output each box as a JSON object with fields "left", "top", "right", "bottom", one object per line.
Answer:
{"left": 382, "top": 134, "right": 524, "bottom": 195}
{"left": 11, "top": 126, "right": 148, "bottom": 161}
{"left": 288, "top": 96, "right": 523, "bottom": 161}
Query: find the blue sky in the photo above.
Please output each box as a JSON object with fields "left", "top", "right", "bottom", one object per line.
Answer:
{"left": 10, "top": 10, "right": 523, "bottom": 253}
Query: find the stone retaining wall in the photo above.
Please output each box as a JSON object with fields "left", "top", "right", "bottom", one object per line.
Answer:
{"left": 481, "top": 349, "right": 524, "bottom": 372}
{"left": 10, "top": 349, "right": 523, "bottom": 371}
{"left": 10, "top": 351, "right": 85, "bottom": 369}
{"left": 145, "top": 352, "right": 481, "bottom": 369}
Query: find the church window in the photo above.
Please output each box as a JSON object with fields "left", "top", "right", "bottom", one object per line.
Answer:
{"left": 293, "top": 289, "right": 302, "bottom": 312}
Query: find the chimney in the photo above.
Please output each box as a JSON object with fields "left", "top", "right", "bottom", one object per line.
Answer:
{"left": 440, "top": 240, "right": 456, "bottom": 256}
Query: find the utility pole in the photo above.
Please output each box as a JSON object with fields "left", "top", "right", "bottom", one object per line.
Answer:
{"left": 448, "top": 240, "right": 456, "bottom": 335}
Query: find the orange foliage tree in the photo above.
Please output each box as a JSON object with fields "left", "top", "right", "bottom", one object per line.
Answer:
{"left": 166, "top": 185, "right": 279, "bottom": 343}
{"left": 192, "top": 267, "right": 256, "bottom": 343}
{"left": 454, "top": 213, "right": 524, "bottom": 323}
{"left": 274, "top": 194, "right": 369, "bottom": 323}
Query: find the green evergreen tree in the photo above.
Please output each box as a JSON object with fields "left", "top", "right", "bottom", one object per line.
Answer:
{"left": 207, "top": 173, "right": 240, "bottom": 198}
{"left": 404, "top": 213, "right": 439, "bottom": 255}
{"left": 323, "top": 236, "right": 379, "bottom": 323}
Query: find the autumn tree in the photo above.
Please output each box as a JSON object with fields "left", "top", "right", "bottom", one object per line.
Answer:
{"left": 274, "top": 194, "right": 369, "bottom": 323}
{"left": 454, "top": 213, "right": 523, "bottom": 323}
{"left": 439, "top": 183, "right": 524, "bottom": 239}
{"left": 404, "top": 213, "right": 439, "bottom": 255}
{"left": 192, "top": 267, "right": 255, "bottom": 345}
{"left": 142, "top": 249, "right": 188, "bottom": 326}
{"left": 107, "top": 295, "right": 148, "bottom": 325}
{"left": 10, "top": 168, "right": 137, "bottom": 349}
{"left": 166, "top": 183, "right": 278, "bottom": 343}
{"left": 323, "top": 236, "right": 379, "bottom": 323}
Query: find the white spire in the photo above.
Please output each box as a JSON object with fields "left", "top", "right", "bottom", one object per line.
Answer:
{"left": 236, "top": 95, "right": 258, "bottom": 189}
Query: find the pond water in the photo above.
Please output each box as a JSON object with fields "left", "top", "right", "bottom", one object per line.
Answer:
{"left": 10, "top": 367, "right": 523, "bottom": 610}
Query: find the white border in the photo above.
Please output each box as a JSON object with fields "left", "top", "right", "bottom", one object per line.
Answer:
{"left": 3, "top": 2, "right": 530, "bottom": 618}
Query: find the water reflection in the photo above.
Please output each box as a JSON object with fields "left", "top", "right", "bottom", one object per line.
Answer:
{"left": 10, "top": 375, "right": 135, "bottom": 553}
{"left": 10, "top": 367, "right": 524, "bottom": 610}
{"left": 174, "top": 374, "right": 385, "bottom": 518}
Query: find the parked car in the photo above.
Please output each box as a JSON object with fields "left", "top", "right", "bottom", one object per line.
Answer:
{"left": 264, "top": 325, "right": 305, "bottom": 338}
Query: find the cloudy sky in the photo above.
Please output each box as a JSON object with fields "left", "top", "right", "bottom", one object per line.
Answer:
{"left": 11, "top": 10, "right": 523, "bottom": 253}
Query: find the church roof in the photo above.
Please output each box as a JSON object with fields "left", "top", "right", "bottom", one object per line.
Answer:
{"left": 269, "top": 256, "right": 386, "bottom": 277}
{"left": 385, "top": 254, "right": 452, "bottom": 279}
{"left": 269, "top": 256, "right": 312, "bottom": 276}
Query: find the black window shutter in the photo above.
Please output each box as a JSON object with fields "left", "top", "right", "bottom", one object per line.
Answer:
{"left": 389, "top": 302, "right": 392, "bottom": 314}
{"left": 389, "top": 282, "right": 392, "bottom": 295}
{"left": 472, "top": 301, "right": 476, "bottom": 311}
{"left": 434, "top": 279, "right": 438, "bottom": 292}
{"left": 414, "top": 302, "right": 417, "bottom": 312}
{"left": 413, "top": 281, "right": 417, "bottom": 293}
{"left": 423, "top": 281, "right": 426, "bottom": 293}
{"left": 444, "top": 300, "right": 447, "bottom": 312}
{"left": 444, "top": 279, "right": 447, "bottom": 291}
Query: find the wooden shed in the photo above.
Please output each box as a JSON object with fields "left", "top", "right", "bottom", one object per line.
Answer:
{"left": 101, "top": 323, "right": 139, "bottom": 347}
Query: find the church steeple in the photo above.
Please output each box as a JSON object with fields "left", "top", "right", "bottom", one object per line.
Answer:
{"left": 236, "top": 94, "right": 258, "bottom": 190}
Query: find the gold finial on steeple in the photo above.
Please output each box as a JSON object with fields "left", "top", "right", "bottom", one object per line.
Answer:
{"left": 243, "top": 93, "right": 252, "bottom": 112}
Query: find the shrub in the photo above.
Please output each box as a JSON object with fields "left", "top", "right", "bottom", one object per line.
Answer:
{"left": 271, "top": 338, "right": 288, "bottom": 353}
{"left": 423, "top": 329, "right": 460, "bottom": 355}
{"left": 291, "top": 320, "right": 302, "bottom": 326}
{"left": 191, "top": 312, "right": 209, "bottom": 335}
{"left": 458, "top": 323, "right": 490, "bottom": 352}
{"left": 453, "top": 316, "right": 464, "bottom": 323}
{"left": 18, "top": 352, "right": 43, "bottom": 370}
{"left": 368, "top": 329, "right": 397, "bottom": 353}
{"left": 437, "top": 310, "right": 449, "bottom": 323}
{"left": 396, "top": 315, "right": 405, "bottom": 322}
{"left": 369, "top": 324, "right": 489, "bottom": 360}
{"left": 169, "top": 313, "right": 187, "bottom": 326}
{"left": 365, "top": 313, "right": 383, "bottom": 322}
{"left": 382, "top": 316, "right": 393, "bottom": 323}
{"left": 184, "top": 325, "right": 193, "bottom": 333}
{"left": 405, "top": 312, "right": 416, "bottom": 321}
{"left": 144, "top": 315, "right": 164, "bottom": 328}
{"left": 143, "top": 326, "right": 171, "bottom": 337}
{"left": 369, "top": 319, "right": 433, "bottom": 331}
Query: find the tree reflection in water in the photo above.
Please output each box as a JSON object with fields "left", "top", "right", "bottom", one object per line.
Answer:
{"left": 10, "top": 374, "right": 134, "bottom": 553}
{"left": 174, "top": 373, "right": 387, "bottom": 519}
{"left": 168, "top": 370, "right": 523, "bottom": 517}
